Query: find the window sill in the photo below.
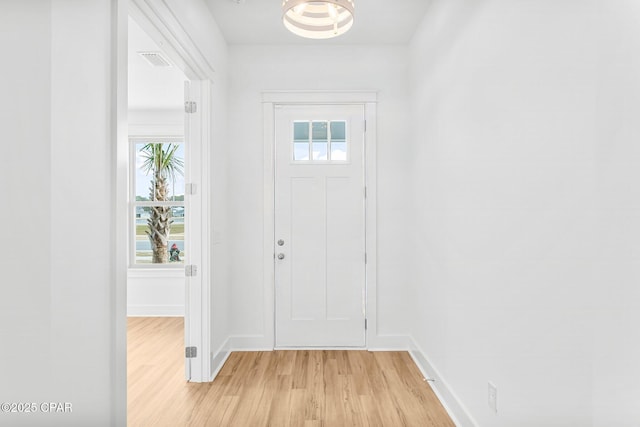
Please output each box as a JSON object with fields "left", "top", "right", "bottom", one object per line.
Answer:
{"left": 127, "top": 267, "right": 185, "bottom": 279}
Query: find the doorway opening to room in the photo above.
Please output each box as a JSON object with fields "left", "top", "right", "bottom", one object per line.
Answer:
{"left": 126, "top": 12, "right": 191, "bottom": 386}
{"left": 126, "top": 4, "right": 212, "bottom": 391}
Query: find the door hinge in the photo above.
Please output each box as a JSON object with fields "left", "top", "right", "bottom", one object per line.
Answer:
{"left": 185, "top": 101, "right": 197, "bottom": 114}
{"left": 365, "top": 319, "right": 368, "bottom": 330}
{"left": 364, "top": 120, "right": 367, "bottom": 133}
{"left": 364, "top": 186, "right": 367, "bottom": 198}
{"left": 185, "top": 346, "right": 198, "bottom": 358}
{"left": 185, "top": 183, "right": 197, "bottom": 195}
{"left": 185, "top": 265, "right": 198, "bottom": 277}
{"left": 365, "top": 253, "right": 368, "bottom": 264}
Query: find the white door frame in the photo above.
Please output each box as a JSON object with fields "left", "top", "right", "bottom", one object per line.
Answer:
{"left": 125, "top": 0, "right": 215, "bottom": 382}
{"left": 183, "top": 79, "right": 210, "bottom": 381}
{"left": 262, "top": 91, "right": 378, "bottom": 349}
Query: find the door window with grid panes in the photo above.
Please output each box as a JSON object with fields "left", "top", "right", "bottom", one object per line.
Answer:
{"left": 293, "top": 120, "right": 348, "bottom": 162}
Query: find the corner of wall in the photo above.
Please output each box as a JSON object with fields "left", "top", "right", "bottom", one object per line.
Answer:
{"left": 408, "top": 337, "right": 478, "bottom": 427}
{"left": 227, "top": 335, "right": 274, "bottom": 351}
{"left": 367, "top": 334, "right": 411, "bottom": 351}
{"left": 210, "top": 337, "right": 232, "bottom": 381}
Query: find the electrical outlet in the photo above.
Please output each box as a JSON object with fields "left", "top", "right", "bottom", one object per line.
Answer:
{"left": 488, "top": 382, "right": 497, "bottom": 413}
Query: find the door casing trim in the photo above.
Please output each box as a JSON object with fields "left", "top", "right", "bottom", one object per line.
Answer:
{"left": 262, "top": 91, "right": 378, "bottom": 349}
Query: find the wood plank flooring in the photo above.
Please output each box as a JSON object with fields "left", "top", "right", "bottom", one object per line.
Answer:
{"left": 128, "top": 317, "right": 455, "bottom": 426}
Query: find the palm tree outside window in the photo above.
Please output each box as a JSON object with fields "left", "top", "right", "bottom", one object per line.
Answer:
{"left": 130, "top": 137, "right": 185, "bottom": 265}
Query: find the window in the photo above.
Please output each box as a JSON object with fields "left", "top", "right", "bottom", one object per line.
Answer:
{"left": 130, "top": 137, "right": 185, "bottom": 266}
{"left": 293, "top": 120, "right": 348, "bottom": 162}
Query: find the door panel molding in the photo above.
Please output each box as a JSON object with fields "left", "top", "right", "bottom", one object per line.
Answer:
{"left": 262, "top": 91, "right": 378, "bottom": 349}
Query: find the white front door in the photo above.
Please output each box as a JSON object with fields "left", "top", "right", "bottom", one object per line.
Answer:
{"left": 274, "top": 104, "right": 366, "bottom": 347}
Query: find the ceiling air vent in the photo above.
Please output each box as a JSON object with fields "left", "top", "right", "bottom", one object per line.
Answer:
{"left": 138, "top": 51, "right": 171, "bottom": 67}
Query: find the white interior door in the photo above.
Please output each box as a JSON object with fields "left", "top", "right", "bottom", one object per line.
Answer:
{"left": 275, "top": 104, "right": 366, "bottom": 347}
{"left": 184, "top": 80, "right": 203, "bottom": 380}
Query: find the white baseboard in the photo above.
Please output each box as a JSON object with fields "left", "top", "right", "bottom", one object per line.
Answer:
{"left": 227, "top": 335, "right": 273, "bottom": 351}
{"left": 225, "top": 334, "right": 411, "bottom": 351}
{"left": 210, "top": 338, "right": 231, "bottom": 381}
{"left": 368, "top": 334, "right": 411, "bottom": 350}
{"left": 127, "top": 305, "right": 184, "bottom": 317}
{"left": 408, "top": 337, "right": 478, "bottom": 427}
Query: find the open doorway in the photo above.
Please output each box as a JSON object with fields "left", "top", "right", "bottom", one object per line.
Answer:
{"left": 126, "top": 12, "right": 193, "bottom": 388}
{"left": 126, "top": 10, "right": 212, "bottom": 392}
{"left": 123, "top": 1, "right": 214, "bottom": 395}
{"left": 127, "top": 16, "right": 187, "bottom": 315}
{"left": 116, "top": 1, "right": 220, "bottom": 422}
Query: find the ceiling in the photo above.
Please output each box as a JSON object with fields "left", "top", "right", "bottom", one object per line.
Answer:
{"left": 128, "top": 1, "right": 431, "bottom": 110}
{"left": 204, "top": 0, "right": 432, "bottom": 45}
{"left": 128, "top": 17, "right": 187, "bottom": 111}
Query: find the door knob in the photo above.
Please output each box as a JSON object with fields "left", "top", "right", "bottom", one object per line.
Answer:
{"left": 277, "top": 253, "right": 285, "bottom": 260}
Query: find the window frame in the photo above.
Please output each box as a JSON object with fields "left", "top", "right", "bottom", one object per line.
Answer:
{"left": 129, "top": 136, "right": 186, "bottom": 268}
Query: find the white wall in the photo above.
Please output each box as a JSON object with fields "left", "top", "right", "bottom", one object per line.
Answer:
{"left": 591, "top": 1, "right": 640, "bottom": 424}
{"left": 227, "top": 45, "right": 413, "bottom": 347}
{"left": 127, "top": 269, "right": 185, "bottom": 317}
{"left": 0, "top": 1, "right": 118, "bottom": 425}
{"left": 408, "top": 0, "right": 640, "bottom": 425}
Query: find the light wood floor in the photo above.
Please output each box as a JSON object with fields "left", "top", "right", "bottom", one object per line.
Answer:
{"left": 128, "top": 317, "right": 455, "bottom": 426}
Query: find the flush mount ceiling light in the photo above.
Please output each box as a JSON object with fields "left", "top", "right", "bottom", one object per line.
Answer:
{"left": 282, "top": 0, "right": 355, "bottom": 39}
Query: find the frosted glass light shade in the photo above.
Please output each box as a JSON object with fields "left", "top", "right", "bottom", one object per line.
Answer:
{"left": 282, "top": 0, "right": 355, "bottom": 39}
